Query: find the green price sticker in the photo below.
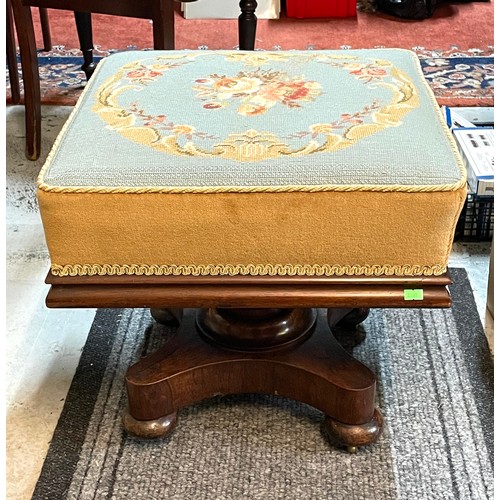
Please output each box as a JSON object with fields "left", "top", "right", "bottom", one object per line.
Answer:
{"left": 404, "top": 289, "right": 424, "bottom": 301}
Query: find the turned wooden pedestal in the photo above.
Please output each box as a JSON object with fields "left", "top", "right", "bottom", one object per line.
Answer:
{"left": 45, "top": 272, "right": 452, "bottom": 451}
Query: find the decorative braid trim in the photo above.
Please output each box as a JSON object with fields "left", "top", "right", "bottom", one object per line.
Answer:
{"left": 50, "top": 263, "right": 447, "bottom": 277}
{"left": 38, "top": 182, "right": 465, "bottom": 194}
{"left": 37, "top": 50, "right": 467, "bottom": 196}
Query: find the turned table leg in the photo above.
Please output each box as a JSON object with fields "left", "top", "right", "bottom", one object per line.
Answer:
{"left": 239, "top": 0, "right": 257, "bottom": 50}
{"left": 74, "top": 12, "right": 96, "bottom": 81}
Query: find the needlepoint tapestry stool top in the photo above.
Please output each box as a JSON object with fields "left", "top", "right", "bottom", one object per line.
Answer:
{"left": 37, "top": 49, "right": 467, "bottom": 278}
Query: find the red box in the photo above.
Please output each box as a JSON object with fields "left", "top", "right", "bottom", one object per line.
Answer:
{"left": 286, "top": 0, "right": 357, "bottom": 18}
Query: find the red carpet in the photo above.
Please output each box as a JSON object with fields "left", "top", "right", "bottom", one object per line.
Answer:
{"left": 10, "top": 2, "right": 494, "bottom": 106}
{"left": 31, "top": 2, "right": 493, "bottom": 53}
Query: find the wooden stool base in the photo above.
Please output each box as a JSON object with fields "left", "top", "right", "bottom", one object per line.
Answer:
{"left": 46, "top": 272, "right": 452, "bottom": 451}
{"left": 196, "top": 307, "right": 317, "bottom": 351}
{"left": 123, "top": 307, "right": 383, "bottom": 450}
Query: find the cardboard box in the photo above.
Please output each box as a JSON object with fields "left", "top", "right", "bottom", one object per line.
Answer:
{"left": 182, "top": 0, "right": 280, "bottom": 19}
{"left": 453, "top": 128, "right": 494, "bottom": 197}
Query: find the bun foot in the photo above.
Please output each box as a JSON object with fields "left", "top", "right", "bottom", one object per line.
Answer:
{"left": 327, "top": 308, "right": 370, "bottom": 349}
{"left": 150, "top": 308, "right": 184, "bottom": 327}
{"left": 323, "top": 408, "right": 383, "bottom": 451}
{"left": 123, "top": 411, "right": 177, "bottom": 439}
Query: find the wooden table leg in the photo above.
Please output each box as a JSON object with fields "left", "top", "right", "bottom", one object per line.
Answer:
{"left": 39, "top": 8, "right": 52, "bottom": 51}
{"left": 74, "top": 11, "right": 96, "bottom": 81}
{"left": 6, "top": 0, "right": 21, "bottom": 104}
{"left": 152, "top": 0, "right": 175, "bottom": 50}
{"left": 11, "top": 0, "right": 41, "bottom": 160}
{"left": 123, "top": 307, "right": 383, "bottom": 451}
{"left": 238, "top": 0, "right": 257, "bottom": 50}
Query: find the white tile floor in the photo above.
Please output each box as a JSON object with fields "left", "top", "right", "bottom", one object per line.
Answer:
{"left": 5, "top": 105, "right": 493, "bottom": 500}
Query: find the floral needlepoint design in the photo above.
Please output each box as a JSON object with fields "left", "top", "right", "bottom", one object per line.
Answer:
{"left": 193, "top": 70, "right": 322, "bottom": 116}
{"left": 94, "top": 52, "right": 421, "bottom": 162}
{"left": 349, "top": 65, "right": 388, "bottom": 82}
{"left": 297, "top": 102, "right": 382, "bottom": 140}
{"left": 122, "top": 59, "right": 189, "bottom": 84}
{"left": 125, "top": 67, "right": 163, "bottom": 83}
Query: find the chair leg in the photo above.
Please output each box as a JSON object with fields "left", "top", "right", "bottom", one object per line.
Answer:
{"left": 238, "top": 0, "right": 257, "bottom": 50}
{"left": 11, "top": 0, "right": 41, "bottom": 160}
{"left": 74, "top": 11, "right": 96, "bottom": 80}
{"left": 39, "top": 8, "right": 52, "bottom": 51}
{"left": 152, "top": 0, "right": 175, "bottom": 49}
{"left": 6, "top": 0, "right": 21, "bottom": 104}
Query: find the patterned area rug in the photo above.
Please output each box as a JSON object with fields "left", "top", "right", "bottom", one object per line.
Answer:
{"left": 32, "top": 268, "right": 493, "bottom": 499}
{"left": 6, "top": 46, "right": 494, "bottom": 107}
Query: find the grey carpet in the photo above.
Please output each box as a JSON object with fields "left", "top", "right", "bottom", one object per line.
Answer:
{"left": 32, "top": 268, "right": 493, "bottom": 500}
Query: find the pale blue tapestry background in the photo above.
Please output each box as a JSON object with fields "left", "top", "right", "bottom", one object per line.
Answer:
{"left": 42, "top": 49, "right": 464, "bottom": 189}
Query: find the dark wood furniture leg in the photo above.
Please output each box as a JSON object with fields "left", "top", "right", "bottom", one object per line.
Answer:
{"left": 11, "top": 0, "right": 253, "bottom": 160}
{"left": 73, "top": 0, "right": 176, "bottom": 82}
{"left": 39, "top": 8, "right": 52, "bottom": 51}
{"left": 45, "top": 272, "right": 452, "bottom": 451}
{"left": 239, "top": 0, "right": 257, "bottom": 50}
{"left": 152, "top": 0, "right": 175, "bottom": 50}
{"left": 8, "top": 2, "right": 49, "bottom": 151}
{"left": 7, "top": 0, "right": 21, "bottom": 104}
{"left": 11, "top": 0, "right": 41, "bottom": 160}
{"left": 74, "top": 11, "right": 96, "bottom": 80}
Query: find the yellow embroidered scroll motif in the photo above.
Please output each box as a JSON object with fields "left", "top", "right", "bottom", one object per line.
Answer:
{"left": 92, "top": 53, "right": 420, "bottom": 162}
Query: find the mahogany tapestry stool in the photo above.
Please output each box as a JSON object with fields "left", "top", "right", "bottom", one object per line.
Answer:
{"left": 38, "top": 49, "right": 467, "bottom": 452}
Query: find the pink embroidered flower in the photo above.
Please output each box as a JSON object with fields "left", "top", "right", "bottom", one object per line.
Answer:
{"left": 203, "top": 102, "right": 223, "bottom": 110}
{"left": 350, "top": 66, "right": 388, "bottom": 81}
{"left": 126, "top": 69, "right": 163, "bottom": 83}
{"left": 272, "top": 81, "right": 320, "bottom": 104}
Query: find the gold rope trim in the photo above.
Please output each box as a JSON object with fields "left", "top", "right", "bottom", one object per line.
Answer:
{"left": 50, "top": 263, "right": 447, "bottom": 277}
{"left": 38, "top": 49, "right": 467, "bottom": 196}
{"left": 38, "top": 182, "right": 464, "bottom": 194}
